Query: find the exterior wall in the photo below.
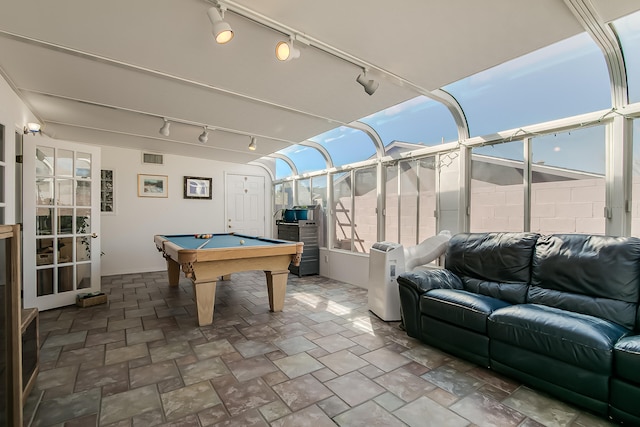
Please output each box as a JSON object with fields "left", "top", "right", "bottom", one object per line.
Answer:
{"left": 354, "top": 191, "right": 377, "bottom": 252}
{"left": 399, "top": 193, "right": 418, "bottom": 246}
{"left": 632, "top": 176, "right": 640, "bottom": 236}
{"left": 532, "top": 178, "right": 605, "bottom": 234}
{"left": 419, "top": 192, "right": 437, "bottom": 240}
{"left": 470, "top": 178, "right": 524, "bottom": 232}
{"left": 470, "top": 177, "right": 606, "bottom": 234}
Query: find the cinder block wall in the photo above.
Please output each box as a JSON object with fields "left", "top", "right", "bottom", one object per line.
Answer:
{"left": 471, "top": 177, "right": 606, "bottom": 234}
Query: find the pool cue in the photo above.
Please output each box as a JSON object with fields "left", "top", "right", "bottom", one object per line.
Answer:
{"left": 197, "top": 239, "right": 211, "bottom": 249}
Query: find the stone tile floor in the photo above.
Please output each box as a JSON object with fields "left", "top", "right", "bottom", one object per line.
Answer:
{"left": 24, "top": 270, "right": 618, "bottom": 427}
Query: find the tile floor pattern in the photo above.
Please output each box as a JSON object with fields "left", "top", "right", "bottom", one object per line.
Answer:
{"left": 24, "top": 271, "right": 619, "bottom": 427}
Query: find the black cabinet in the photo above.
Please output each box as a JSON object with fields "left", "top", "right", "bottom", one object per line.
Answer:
{"left": 278, "top": 222, "right": 319, "bottom": 276}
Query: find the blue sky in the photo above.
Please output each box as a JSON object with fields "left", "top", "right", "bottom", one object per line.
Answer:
{"left": 275, "top": 11, "right": 640, "bottom": 179}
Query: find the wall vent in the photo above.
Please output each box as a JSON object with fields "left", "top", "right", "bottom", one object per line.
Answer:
{"left": 142, "top": 152, "right": 164, "bottom": 165}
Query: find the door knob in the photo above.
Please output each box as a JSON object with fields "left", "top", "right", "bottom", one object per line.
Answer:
{"left": 91, "top": 233, "right": 98, "bottom": 238}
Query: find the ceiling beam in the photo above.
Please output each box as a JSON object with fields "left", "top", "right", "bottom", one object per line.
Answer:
{"left": 0, "top": 29, "right": 347, "bottom": 127}
{"left": 564, "top": 0, "right": 628, "bottom": 108}
{"left": 20, "top": 88, "right": 304, "bottom": 145}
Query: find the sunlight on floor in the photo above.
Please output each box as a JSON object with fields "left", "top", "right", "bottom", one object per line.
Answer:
{"left": 350, "top": 315, "right": 375, "bottom": 333}
{"left": 292, "top": 292, "right": 324, "bottom": 308}
{"left": 326, "top": 300, "right": 352, "bottom": 316}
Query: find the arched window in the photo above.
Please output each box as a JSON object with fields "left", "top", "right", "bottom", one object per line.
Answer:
{"left": 611, "top": 10, "right": 640, "bottom": 103}
{"left": 276, "top": 145, "right": 326, "bottom": 175}
{"left": 359, "top": 96, "right": 458, "bottom": 146}
{"left": 444, "top": 33, "right": 611, "bottom": 137}
{"left": 311, "top": 126, "right": 377, "bottom": 167}
{"left": 275, "top": 158, "right": 294, "bottom": 180}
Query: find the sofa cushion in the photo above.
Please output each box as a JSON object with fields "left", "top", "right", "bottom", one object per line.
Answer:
{"left": 531, "top": 234, "right": 640, "bottom": 329}
{"left": 528, "top": 285, "right": 637, "bottom": 330}
{"left": 446, "top": 232, "right": 539, "bottom": 284}
{"left": 491, "top": 341, "right": 611, "bottom": 407}
{"left": 421, "top": 317, "right": 491, "bottom": 367}
{"left": 421, "top": 289, "right": 511, "bottom": 334}
{"left": 488, "top": 304, "right": 628, "bottom": 373}
{"left": 463, "top": 277, "right": 528, "bottom": 304}
{"left": 614, "top": 336, "right": 640, "bottom": 383}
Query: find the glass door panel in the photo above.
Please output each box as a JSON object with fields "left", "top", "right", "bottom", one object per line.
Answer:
{"left": 418, "top": 157, "right": 437, "bottom": 241}
{"left": 36, "top": 208, "right": 53, "bottom": 235}
{"left": 23, "top": 136, "right": 101, "bottom": 310}
{"left": 353, "top": 167, "right": 377, "bottom": 253}
{"left": 384, "top": 164, "right": 399, "bottom": 242}
{"left": 56, "top": 149, "right": 73, "bottom": 176}
{"left": 76, "top": 152, "right": 92, "bottom": 178}
{"left": 399, "top": 160, "right": 419, "bottom": 247}
{"left": 56, "top": 179, "right": 74, "bottom": 205}
{"left": 332, "top": 172, "right": 352, "bottom": 250}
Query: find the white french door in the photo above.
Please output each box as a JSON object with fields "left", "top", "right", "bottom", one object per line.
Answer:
{"left": 23, "top": 135, "right": 101, "bottom": 310}
{"left": 226, "top": 174, "right": 265, "bottom": 236}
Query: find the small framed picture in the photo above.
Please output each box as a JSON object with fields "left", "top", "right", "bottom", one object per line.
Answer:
{"left": 138, "top": 174, "right": 168, "bottom": 198}
{"left": 184, "top": 176, "right": 212, "bottom": 199}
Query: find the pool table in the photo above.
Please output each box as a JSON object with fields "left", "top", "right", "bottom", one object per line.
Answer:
{"left": 154, "top": 233, "right": 303, "bottom": 326}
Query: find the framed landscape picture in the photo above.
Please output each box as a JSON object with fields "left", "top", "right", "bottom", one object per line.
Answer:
{"left": 184, "top": 176, "right": 212, "bottom": 199}
{"left": 138, "top": 174, "right": 168, "bottom": 198}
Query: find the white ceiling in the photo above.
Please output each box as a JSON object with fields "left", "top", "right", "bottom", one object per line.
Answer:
{"left": 1, "top": 0, "right": 638, "bottom": 165}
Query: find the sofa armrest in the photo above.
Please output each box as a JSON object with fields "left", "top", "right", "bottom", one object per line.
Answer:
{"left": 615, "top": 335, "right": 640, "bottom": 384}
{"left": 397, "top": 269, "right": 463, "bottom": 338}
{"left": 398, "top": 269, "right": 464, "bottom": 294}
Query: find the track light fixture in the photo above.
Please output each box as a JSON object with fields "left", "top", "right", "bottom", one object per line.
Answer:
{"left": 248, "top": 136, "right": 257, "bottom": 151}
{"left": 356, "top": 69, "right": 379, "bottom": 95}
{"left": 207, "top": 4, "right": 234, "bottom": 44}
{"left": 201, "top": 3, "right": 413, "bottom": 100}
{"left": 24, "top": 122, "right": 41, "bottom": 134}
{"left": 159, "top": 118, "right": 171, "bottom": 136}
{"left": 275, "top": 37, "right": 300, "bottom": 61}
{"left": 198, "top": 127, "right": 209, "bottom": 143}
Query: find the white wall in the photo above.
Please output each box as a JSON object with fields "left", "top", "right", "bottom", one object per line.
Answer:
{"left": 0, "top": 75, "right": 39, "bottom": 225}
{"left": 100, "top": 146, "right": 272, "bottom": 275}
{"left": 319, "top": 248, "right": 369, "bottom": 289}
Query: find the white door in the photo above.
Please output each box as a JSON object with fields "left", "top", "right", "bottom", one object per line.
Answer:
{"left": 22, "top": 135, "right": 101, "bottom": 310}
{"left": 226, "top": 174, "right": 265, "bottom": 236}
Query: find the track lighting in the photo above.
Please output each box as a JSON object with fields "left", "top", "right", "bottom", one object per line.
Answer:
{"left": 356, "top": 69, "right": 379, "bottom": 95}
{"left": 248, "top": 136, "right": 257, "bottom": 151}
{"left": 158, "top": 118, "right": 214, "bottom": 143}
{"left": 24, "top": 122, "right": 41, "bottom": 134}
{"left": 275, "top": 37, "right": 300, "bottom": 61}
{"left": 159, "top": 118, "right": 171, "bottom": 136}
{"left": 207, "top": 5, "right": 234, "bottom": 44}
{"left": 198, "top": 127, "right": 209, "bottom": 144}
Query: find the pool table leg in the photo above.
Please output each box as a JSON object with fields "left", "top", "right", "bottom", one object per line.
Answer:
{"left": 194, "top": 281, "right": 217, "bottom": 326}
{"left": 265, "top": 270, "right": 288, "bottom": 312}
{"left": 167, "top": 258, "right": 181, "bottom": 287}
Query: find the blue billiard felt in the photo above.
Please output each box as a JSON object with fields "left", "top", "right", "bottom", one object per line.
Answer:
{"left": 161, "top": 234, "right": 282, "bottom": 249}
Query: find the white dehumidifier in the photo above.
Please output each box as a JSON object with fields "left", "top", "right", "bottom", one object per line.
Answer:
{"left": 368, "top": 241, "right": 405, "bottom": 321}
